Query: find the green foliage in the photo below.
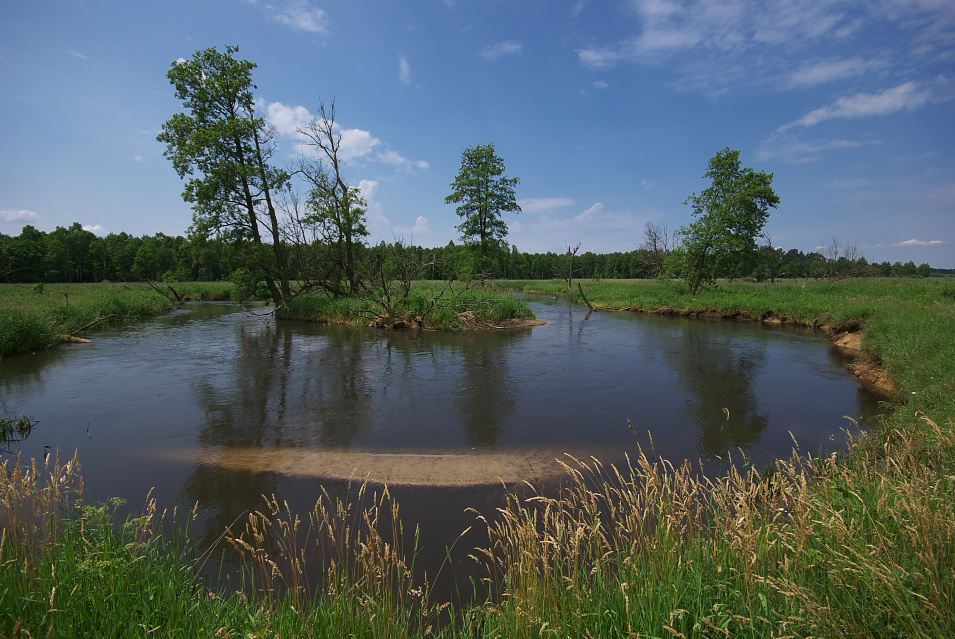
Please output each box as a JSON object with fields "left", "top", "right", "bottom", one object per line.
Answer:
{"left": 669, "top": 148, "right": 780, "bottom": 293}
{"left": 282, "top": 282, "right": 533, "bottom": 331}
{"left": 157, "top": 45, "right": 291, "bottom": 303}
{"left": 445, "top": 144, "right": 521, "bottom": 272}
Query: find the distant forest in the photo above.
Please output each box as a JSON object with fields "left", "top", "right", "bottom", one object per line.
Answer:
{"left": 0, "top": 222, "right": 938, "bottom": 285}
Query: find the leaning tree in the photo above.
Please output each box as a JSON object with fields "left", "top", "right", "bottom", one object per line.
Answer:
{"left": 670, "top": 148, "right": 780, "bottom": 293}
{"left": 157, "top": 45, "right": 292, "bottom": 304}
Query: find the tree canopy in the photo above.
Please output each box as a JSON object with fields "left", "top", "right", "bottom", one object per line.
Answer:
{"left": 669, "top": 148, "right": 780, "bottom": 293}
{"left": 157, "top": 45, "right": 291, "bottom": 303}
{"left": 445, "top": 143, "right": 521, "bottom": 274}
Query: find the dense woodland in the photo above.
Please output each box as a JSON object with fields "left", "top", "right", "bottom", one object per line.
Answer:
{"left": 0, "top": 222, "right": 937, "bottom": 286}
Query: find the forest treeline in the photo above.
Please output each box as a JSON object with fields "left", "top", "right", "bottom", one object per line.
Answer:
{"left": 0, "top": 222, "right": 937, "bottom": 287}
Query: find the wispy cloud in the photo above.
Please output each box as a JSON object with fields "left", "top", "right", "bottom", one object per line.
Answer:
{"left": 756, "top": 134, "right": 879, "bottom": 164}
{"left": 576, "top": 1, "right": 955, "bottom": 95}
{"left": 268, "top": 1, "right": 328, "bottom": 34}
{"left": 517, "top": 197, "right": 575, "bottom": 214}
{"left": 83, "top": 224, "right": 106, "bottom": 236}
{"left": 480, "top": 40, "right": 522, "bottom": 61}
{"left": 891, "top": 238, "right": 946, "bottom": 247}
{"left": 778, "top": 81, "right": 938, "bottom": 130}
{"left": 786, "top": 56, "right": 880, "bottom": 88}
{"left": 399, "top": 55, "right": 411, "bottom": 85}
{"left": 68, "top": 50, "right": 87, "bottom": 59}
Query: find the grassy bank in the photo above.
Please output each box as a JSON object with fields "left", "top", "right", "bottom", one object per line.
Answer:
{"left": 500, "top": 278, "right": 954, "bottom": 418}
{"left": 0, "top": 282, "right": 236, "bottom": 358}
{"left": 281, "top": 281, "right": 535, "bottom": 331}
{"left": 2, "top": 278, "right": 954, "bottom": 637}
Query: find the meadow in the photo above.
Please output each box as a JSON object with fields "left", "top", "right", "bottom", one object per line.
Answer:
{"left": 2, "top": 277, "right": 953, "bottom": 637}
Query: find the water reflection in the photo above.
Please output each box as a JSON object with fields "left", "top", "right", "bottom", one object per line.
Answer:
{"left": 664, "top": 326, "right": 770, "bottom": 459}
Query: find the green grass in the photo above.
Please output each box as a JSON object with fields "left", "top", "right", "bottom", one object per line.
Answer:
{"left": 282, "top": 281, "right": 535, "bottom": 331}
{"left": 2, "top": 277, "right": 954, "bottom": 637}
{"left": 0, "top": 282, "right": 238, "bottom": 358}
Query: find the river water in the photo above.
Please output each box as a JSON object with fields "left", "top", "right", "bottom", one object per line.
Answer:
{"left": 0, "top": 296, "right": 882, "bottom": 592}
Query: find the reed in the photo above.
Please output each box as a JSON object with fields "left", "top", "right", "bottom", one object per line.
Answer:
{"left": 467, "top": 414, "right": 955, "bottom": 637}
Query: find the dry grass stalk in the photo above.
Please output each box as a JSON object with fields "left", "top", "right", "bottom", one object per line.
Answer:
{"left": 0, "top": 450, "right": 83, "bottom": 577}
{"left": 471, "top": 414, "right": 955, "bottom": 636}
{"left": 223, "top": 481, "right": 448, "bottom": 635}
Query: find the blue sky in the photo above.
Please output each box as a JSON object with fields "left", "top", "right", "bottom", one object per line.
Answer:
{"left": 2, "top": 0, "right": 953, "bottom": 267}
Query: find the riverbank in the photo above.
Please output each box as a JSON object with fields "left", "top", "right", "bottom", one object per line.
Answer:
{"left": 0, "top": 282, "right": 235, "bottom": 358}
{"left": 2, "top": 278, "right": 953, "bottom": 637}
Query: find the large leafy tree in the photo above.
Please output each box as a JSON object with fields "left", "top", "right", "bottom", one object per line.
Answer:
{"left": 670, "top": 148, "right": 780, "bottom": 293}
{"left": 445, "top": 143, "right": 521, "bottom": 274}
{"left": 157, "top": 45, "right": 291, "bottom": 303}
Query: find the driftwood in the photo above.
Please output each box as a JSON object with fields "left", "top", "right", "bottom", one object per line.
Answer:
{"left": 58, "top": 314, "right": 116, "bottom": 343}
{"left": 577, "top": 283, "right": 595, "bottom": 312}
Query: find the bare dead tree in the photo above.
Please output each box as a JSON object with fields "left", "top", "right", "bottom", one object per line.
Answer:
{"left": 564, "top": 241, "right": 582, "bottom": 289}
{"left": 821, "top": 237, "right": 870, "bottom": 280}
{"left": 639, "top": 221, "right": 675, "bottom": 277}
{"left": 295, "top": 99, "right": 369, "bottom": 297}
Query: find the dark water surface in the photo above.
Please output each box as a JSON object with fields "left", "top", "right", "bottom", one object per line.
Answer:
{"left": 1, "top": 296, "right": 882, "bottom": 592}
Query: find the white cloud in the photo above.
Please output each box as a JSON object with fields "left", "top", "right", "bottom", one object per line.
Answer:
{"left": 778, "top": 81, "right": 938, "bottom": 130}
{"left": 641, "top": 180, "right": 657, "bottom": 190}
{"left": 574, "top": 202, "right": 603, "bottom": 222}
{"left": 517, "top": 197, "right": 575, "bottom": 214}
{"left": 263, "top": 100, "right": 426, "bottom": 169}
{"left": 376, "top": 149, "right": 429, "bottom": 173}
{"left": 337, "top": 128, "right": 379, "bottom": 163}
{"left": 1, "top": 209, "right": 41, "bottom": 223}
{"left": 268, "top": 1, "right": 329, "bottom": 33}
{"left": 395, "top": 216, "right": 431, "bottom": 238}
{"left": 891, "top": 238, "right": 946, "bottom": 247}
{"left": 68, "top": 50, "right": 87, "bottom": 59}
{"left": 358, "top": 179, "right": 390, "bottom": 233}
{"left": 134, "top": 155, "right": 144, "bottom": 163}
{"left": 593, "top": 80, "right": 609, "bottom": 89}
{"left": 82, "top": 224, "right": 106, "bottom": 236}
{"left": 264, "top": 100, "right": 313, "bottom": 138}
{"left": 480, "top": 40, "right": 523, "bottom": 61}
{"left": 399, "top": 55, "right": 411, "bottom": 85}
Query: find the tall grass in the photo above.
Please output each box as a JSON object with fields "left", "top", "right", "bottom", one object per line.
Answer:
{"left": 466, "top": 414, "right": 955, "bottom": 637}
{"left": 0, "top": 283, "right": 171, "bottom": 357}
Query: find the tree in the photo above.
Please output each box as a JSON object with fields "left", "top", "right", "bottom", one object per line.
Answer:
{"left": 157, "top": 45, "right": 291, "bottom": 304}
{"left": 669, "top": 148, "right": 779, "bottom": 293}
{"left": 445, "top": 143, "right": 521, "bottom": 274}
{"left": 294, "top": 100, "right": 369, "bottom": 296}
{"left": 639, "top": 221, "right": 675, "bottom": 277}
